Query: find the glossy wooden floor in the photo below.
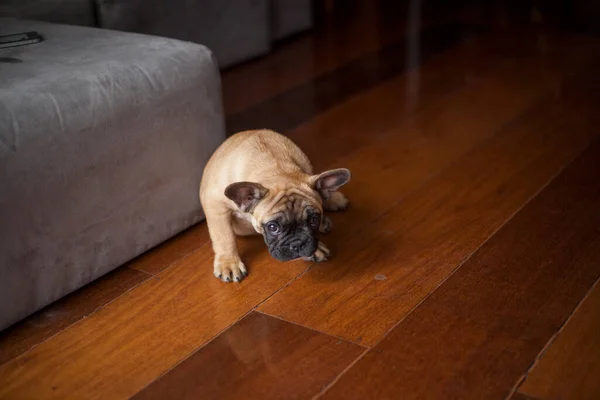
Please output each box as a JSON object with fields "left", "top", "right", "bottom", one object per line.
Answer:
{"left": 2, "top": 2, "right": 600, "bottom": 399}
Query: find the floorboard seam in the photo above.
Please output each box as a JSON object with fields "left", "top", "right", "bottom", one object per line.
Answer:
{"left": 312, "top": 347, "right": 371, "bottom": 400}
{"left": 127, "top": 225, "right": 210, "bottom": 276}
{"left": 506, "top": 274, "right": 600, "bottom": 400}
{"left": 125, "top": 267, "right": 154, "bottom": 277}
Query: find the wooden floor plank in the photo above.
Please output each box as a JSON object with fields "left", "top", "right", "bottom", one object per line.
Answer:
{"left": 0, "top": 266, "right": 149, "bottom": 367}
{"left": 133, "top": 312, "right": 364, "bottom": 400}
{"left": 319, "top": 137, "right": 600, "bottom": 399}
{"left": 127, "top": 223, "right": 209, "bottom": 275}
{"left": 259, "top": 51, "right": 600, "bottom": 346}
{"left": 518, "top": 280, "right": 600, "bottom": 400}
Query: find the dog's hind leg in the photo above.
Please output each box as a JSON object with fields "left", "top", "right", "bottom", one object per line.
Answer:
{"left": 323, "top": 191, "right": 349, "bottom": 212}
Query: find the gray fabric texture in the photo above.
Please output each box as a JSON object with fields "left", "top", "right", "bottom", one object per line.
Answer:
{"left": 95, "top": 0, "right": 272, "bottom": 69}
{"left": 0, "top": 18, "right": 226, "bottom": 330}
{"left": 0, "top": 0, "right": 96, "bottom": 27}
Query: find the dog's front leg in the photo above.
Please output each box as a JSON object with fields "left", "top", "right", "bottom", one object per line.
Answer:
{"left": 205, "top": 209, "right": 248, "bottom": 283}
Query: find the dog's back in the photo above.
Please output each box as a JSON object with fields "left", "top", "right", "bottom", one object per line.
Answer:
{"left": 200, "top": 129, "right": 313, "bottom": 205}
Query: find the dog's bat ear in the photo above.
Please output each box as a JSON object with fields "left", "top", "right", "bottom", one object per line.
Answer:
{"left": 310, "top": 168, "right": 351, "bottom": 199}
{"left": 225, "top": 182, "right": 269, "bottom": 212}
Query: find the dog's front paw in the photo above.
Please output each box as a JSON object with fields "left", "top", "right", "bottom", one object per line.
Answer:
{"left": 319, "top": 216, "right": 332, "bottom": 234}
{"left": 214, "top": 256, "right": 248, "bottom": 283}
{"left": 304, "top": 241, "right": 331, "bottom": 263}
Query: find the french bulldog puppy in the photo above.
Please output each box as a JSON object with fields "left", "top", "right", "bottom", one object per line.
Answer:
{"left": 199, "top": 129, "right": 350, "bottom": 282}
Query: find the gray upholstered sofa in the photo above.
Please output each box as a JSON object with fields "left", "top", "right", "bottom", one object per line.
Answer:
{"left": 0, "top": 14, "right": 227, "bottom": 330}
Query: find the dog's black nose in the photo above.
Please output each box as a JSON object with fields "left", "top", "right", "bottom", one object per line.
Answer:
{"left": 287, "top": 239, "right": 304, "bottom": 252}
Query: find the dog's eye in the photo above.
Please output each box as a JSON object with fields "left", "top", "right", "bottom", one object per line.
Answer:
{"left": 267, "top": 222, "right": 280, "bottom": 234}
{"left": 308, "top": 214, "right": 320, "bottom": 227}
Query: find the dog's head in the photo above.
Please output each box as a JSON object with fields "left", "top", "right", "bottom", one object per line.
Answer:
{"left": 224, "top": 168, "right": 350, "bottom": 261}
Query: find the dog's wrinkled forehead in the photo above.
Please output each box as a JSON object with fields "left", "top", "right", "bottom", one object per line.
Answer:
{"left": 255, "top": 189, "right": 321, "bottom": 223}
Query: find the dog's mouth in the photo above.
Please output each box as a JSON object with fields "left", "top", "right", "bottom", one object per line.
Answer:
{"left": 268, "top": 240, "right": 318, "bottom": 262}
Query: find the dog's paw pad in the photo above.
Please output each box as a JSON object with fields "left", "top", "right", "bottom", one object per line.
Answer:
{"left": 214, "top": 257, "right": 247, "bottom": 283}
